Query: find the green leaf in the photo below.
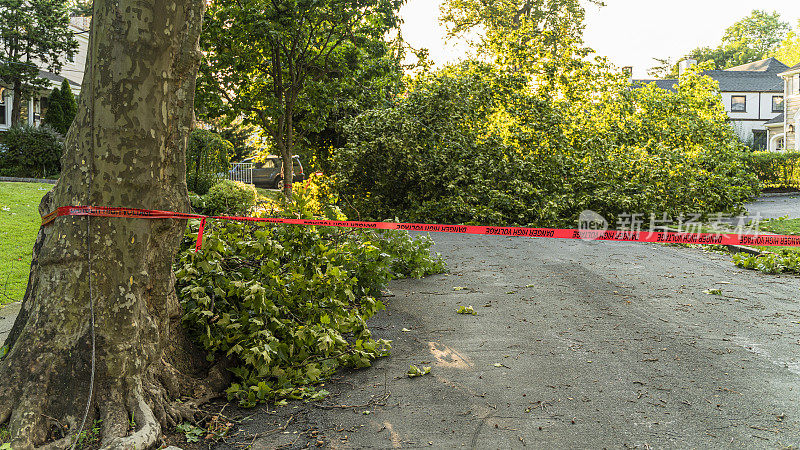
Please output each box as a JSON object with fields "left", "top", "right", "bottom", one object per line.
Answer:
{"left": 457, "top": 305, "right": 477, "bottom": 315}
{"left": 407, "top": 365, "right": 432, "bottom": 378}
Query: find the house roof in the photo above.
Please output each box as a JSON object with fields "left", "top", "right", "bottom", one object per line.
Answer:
{"left": 701, "top": 70, "right": 784, "bottom": 92}
{"left": 633, "top": 57, "right": 786, "bottom": 93}
{"left": 765, "top": 113, "right": 784, "bottom": 126}
{"left": 631, "top": 79, "right": 678, "bottom": 92}
{"left": 725, "top": 57, "right": 788, "bottom": 73}
{"left": 779, "top": 62, "right": 800, "bottom": 77}
{"left": 38, "top": 70, "right": 81, "bottom": 90}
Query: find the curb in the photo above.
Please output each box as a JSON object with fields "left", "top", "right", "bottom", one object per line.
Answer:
{"left": 0, "top": 176, "right": 58, "bottom": 184}
{"left": 725, "top": 245, "right": 764, "bottom": 255}
{"left": 662, "top": 227, "right": 768, "bottom": 256}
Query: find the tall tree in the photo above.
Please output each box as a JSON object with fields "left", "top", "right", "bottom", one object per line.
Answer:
{"left": 0, "top": 1, "right": 215, "bottom": 449}
{"left": 653, "top": 10, "right": 790, "bottom": 77}
{"left": 198, "top": 0, "right": 404, "bottom": 197}
{"left": 773, "top": 20, "right": 800, "bottom": 66}
{"left": 440, "top": 0, "right": 602, "bottom": 89}
{"left": 722, "top": 10, "right": 789, "bottom": 58}
{"left": 0, "top": 0, "right": 77, "bottom": 125}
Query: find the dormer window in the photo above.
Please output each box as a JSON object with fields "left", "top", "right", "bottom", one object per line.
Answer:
{"left": 772, "top": 96, "right": 784, "bottom": 113}
{"left": 731, "top": 96, "right": 746, "bottom": 112}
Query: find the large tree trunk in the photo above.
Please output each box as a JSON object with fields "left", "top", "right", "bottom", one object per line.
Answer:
{"left": 0, "top": 1, "right": 222, "bottom": 449}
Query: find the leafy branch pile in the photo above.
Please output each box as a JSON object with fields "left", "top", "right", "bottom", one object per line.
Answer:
{"left": 175, "top": 186, "right": 445, "bottom": 407}
{"left": 733, "top": 251, "right": 800, "bottom": 274}
{"left": 335, "top": 62, "right": 759, "bottom": 228}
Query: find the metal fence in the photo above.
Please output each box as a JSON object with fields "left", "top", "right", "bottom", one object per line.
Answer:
{"left": 228, "top": 163, "right": 253, "bottom": 185}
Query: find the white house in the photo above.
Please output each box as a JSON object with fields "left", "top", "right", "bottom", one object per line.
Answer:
{"left": 0, "top": 18, "right": 89, "bottom": 130}
{"left": 766, "top": 62, "right": 800, "bottom": 152}
{"left": 633, "top": 57, "right": 788, "bottom": 150}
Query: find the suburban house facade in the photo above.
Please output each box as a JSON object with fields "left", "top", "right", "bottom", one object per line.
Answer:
{"left": 0, "top": 17, "right": 89, "bottom": 131}
{"left": 766, "top": 62, "right": 800, "bottom": 152}
{"left": 633, "top": 57, "right": 788, "bottom": 151}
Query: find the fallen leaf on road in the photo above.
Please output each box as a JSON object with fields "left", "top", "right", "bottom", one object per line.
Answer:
{"left": 704, "top": 289, "right": 723, "bottom": 295}
{"left": 453, "top": 286, "right": 467, "bottom": 291}
{"left": 401, "top": 328, "right": 412, "bottom": 332}
{"left": 457, "top": 305, "right": 477, "bottom": 315}
{"left": 408, "top": 365, "right": 432, "bottom": 378}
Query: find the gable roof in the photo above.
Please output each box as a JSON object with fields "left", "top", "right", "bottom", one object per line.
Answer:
{"left": 725, "top": 57, "right": 788, "bottom": 73}
{"left": 633, "top": 57, "right": 786, "bottom": 93}
{"left": 702, "top": 70, "right": 784, "bottom": 92}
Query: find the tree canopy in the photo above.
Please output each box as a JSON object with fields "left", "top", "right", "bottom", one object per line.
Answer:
{"left": 198, "top": 0, "right": 404, "bottom": 195}
{"left": 0, "top": 0, "right": 77, "bottom": 125}
{"left": 651, "top": 10, "right": 790, "bottom": 77}
{"left": 773, "top": 20, "right": 800, "bottom": 66}
{"left": 440, "top": 0, "right": 601, "bottom": 89}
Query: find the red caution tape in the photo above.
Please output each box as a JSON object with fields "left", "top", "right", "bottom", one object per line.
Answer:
{"left": 41, "top": 205, "right": 800, "bottom": 250}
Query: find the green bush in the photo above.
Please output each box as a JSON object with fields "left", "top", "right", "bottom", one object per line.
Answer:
{"left": 186, "top": 129, "right": 234, "bottom": 195}
{"left": 0, "top": 124, "right": 64, "bottom": 178}
{"left": 203, "top": 179, "right": 257, "bottom": 216}
{"left": 175, "top": 188, "right": 445, "bottom": 406}
{"left": 43, "top": 79, "right": 78, "bottom": 135}
{"left": 741, "top": 151, "right": 800, "bottom": 189}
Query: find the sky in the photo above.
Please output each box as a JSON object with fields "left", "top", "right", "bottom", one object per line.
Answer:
{"left": 399, "top": 0, "right": 800, "bottom": 78}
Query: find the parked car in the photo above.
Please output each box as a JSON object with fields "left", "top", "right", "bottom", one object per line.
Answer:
{"left": 239, "top": 155, "right": 305, "bottom": 189}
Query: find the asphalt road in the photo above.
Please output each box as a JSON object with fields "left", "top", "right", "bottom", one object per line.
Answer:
{"left": 744, "top": 193, "right": 800, "bottom": 220}
{"left": 231, "top": 234, "right": 800, "bottom": 449}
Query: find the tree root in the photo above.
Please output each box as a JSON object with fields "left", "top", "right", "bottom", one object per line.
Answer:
{"left": 103, "top": 390, "right": 160, "bottom": 450}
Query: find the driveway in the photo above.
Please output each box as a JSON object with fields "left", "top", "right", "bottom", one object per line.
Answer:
{"left": 745, "top": 193, "right": 800, "bottom": 220}
{"left": 226, "top": 234, "right": 800, "bottom": 449}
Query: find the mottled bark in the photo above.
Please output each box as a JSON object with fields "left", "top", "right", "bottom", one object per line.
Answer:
{"left": 0, "top": 1, "right": 220, "bottom": 449}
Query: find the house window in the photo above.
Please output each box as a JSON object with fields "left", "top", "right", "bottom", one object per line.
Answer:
{"left": 772, "top": 96, "right": 784, "bottom": 113}
{"left": 731, "top": 96, "right": 746, "bottom": 112}
{"left": 0, "top": 89, "right": 6, "bottom": 126}
{"left": 795, "top": 75, "right": 800, "bottom": 96}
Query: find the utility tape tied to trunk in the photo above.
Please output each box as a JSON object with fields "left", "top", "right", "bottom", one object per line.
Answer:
{"left": 40, "top": 205, "right": 800, "bottom": 252}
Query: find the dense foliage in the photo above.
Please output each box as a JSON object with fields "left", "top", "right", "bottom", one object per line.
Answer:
{"left": 742, "top": 151, "right": 800, "bottom": 190}
{"left": 0, "top": 124, "right": 64, "bottom": 178}
{"left": 201, "top": 179, "right": 258, "bottom": 217}
{"left": 176, "top": 185, "right": 445, "bottom": 406}
{"left": 186, "top": 129, "right": 234, "bottom": 195}
{"left": 42, "top": 79, "right": 78, "bottom": 135}
{"left": 773, "top": 20, "right": 800, "bottom": 66}
{"left": 733, "top": 251, "right": 800, "bottom": 274}
{"left": 198, "top": 0, "right": 405, "bottom": 194}
{"left": 334, "top": 62, "right": 759, "bottom": 228}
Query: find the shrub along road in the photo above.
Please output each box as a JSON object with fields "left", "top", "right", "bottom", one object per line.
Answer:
{"left": 227, "top": 233, "right": 799, "bottom": 448}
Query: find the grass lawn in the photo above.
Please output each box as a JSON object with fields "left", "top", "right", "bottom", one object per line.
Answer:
{"left": 760, "top": 218, "right": 800, "bottom": 236}
{"left": 753, "top": 218, "right": 800, "bottom": 254}
{"left": 0, "top": 182, "right": 53, "bottom": 305}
